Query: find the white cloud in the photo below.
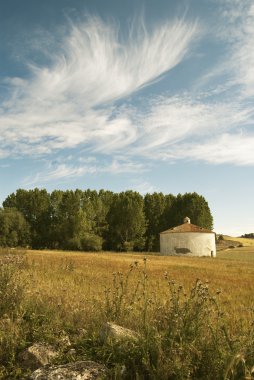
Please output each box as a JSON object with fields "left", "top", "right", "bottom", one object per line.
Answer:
{"left": 131, "top": 180, "right": 156, "bottom": 195}
{"left": 167, "top": 133, "right": 254, "bottom": 166}
{"left": 23, "top": 163, "right": 97, "bottom": 186}
{"left": 104, "top": 159, "right": 145, "bottom": 174}
{"left": 219, "top": 1, "right": 254, "bottom": 97}
{"left": 232, "top": 4, "right": 254, "bottom": 97}
{"left": 0, "top": 15, "right": 198, "bottom": 159}
{"left": 204, "top": 0, "right": 254, "bottom": 97}
{"left": 1, "top": 8, "right": 254, "bottom": 173}
{"left": 135, "top": 96, "right": 253, "bottom": 155}
{"left": 22, "top": 157, "right": 146, "bottom": 186}
{"left": 48, "top": 15, "right": 198, "bottom": 105}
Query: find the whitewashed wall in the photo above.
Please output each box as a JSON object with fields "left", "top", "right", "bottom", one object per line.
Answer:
{"left": 160, "top": 232, "right": 216, "bottom": 257}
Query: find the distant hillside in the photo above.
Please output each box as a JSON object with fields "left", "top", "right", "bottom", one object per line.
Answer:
{"left": 217, "top": 235, "right": 254, "bottom": 251}
{"left": 241, "top": 233, "right": 254, "bottom": 239}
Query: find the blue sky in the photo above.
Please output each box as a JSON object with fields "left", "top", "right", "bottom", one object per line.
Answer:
{"left": 0, "top": 0, "right": 254, "bottom": 236}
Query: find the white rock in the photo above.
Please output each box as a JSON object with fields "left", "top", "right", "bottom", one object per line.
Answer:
{"left": 30, "top": 360, "right": 108, "bottom": 380}
{"left": 100, "top": 322, "right": 139, "bottom": 343}
{"left": 20, "top": 343, "right": 58, "bottom": 369}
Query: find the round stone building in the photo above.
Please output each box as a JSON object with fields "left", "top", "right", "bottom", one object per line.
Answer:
{"left": 160, "top": 217, "right": 216, "bottom": 257}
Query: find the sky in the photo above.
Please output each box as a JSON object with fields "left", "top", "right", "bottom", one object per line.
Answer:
{"left": 0, "top": 0, "right": 254, "bottom": 236}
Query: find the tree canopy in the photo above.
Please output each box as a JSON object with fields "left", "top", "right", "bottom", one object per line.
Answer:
{"left": 0, "top": 208, "right": 30, "bottom": 247}
{"left": 1, "top": 188, "right": 214, "bottom": 251}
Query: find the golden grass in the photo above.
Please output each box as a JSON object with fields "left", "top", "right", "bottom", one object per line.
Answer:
{"left": 23, "top": 247, "right": 254, "bottom": 328}
{"left": 1, "top": 247, "right": 254, "bottom": 378}
{"left": 223, "top": 235, "right": 254, "bottom": 246}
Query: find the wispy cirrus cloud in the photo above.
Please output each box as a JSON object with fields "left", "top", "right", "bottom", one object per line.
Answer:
{"left": 134, "top": 96, "right": 253, "bottom": 157}
{"left": 1, "top": 3, "right": 254, "bottom": 187}
{"left": 131, "top": 180, "right": 156, "bottom": 195}
{"left": 164, "top": 0, "right": 254, "bottom": 167}
{"left": 22, "top": 163, "right": 96, "bottom": 186}
{"left": 22, "top": 157, "right": 146, "bottom": 186}
{"left": 104, "top": 158, "right": 145, "bottom": 174}
{"left": 165, "top": 133, "right": 254, "bottom": 166}
{"left": 231, "top": 3, "right": 254, "bottom": 97}
{"left": 201, "top": 0, "right": 254, "bottom": 97}
{"left": 0, "top": 15, "right": 198, "bottom": 158}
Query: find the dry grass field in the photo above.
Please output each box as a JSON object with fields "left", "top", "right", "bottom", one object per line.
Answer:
{"left": 223, "top": 235, "right": 254, "bottom": 247}
{"left": 25, "top": 247, "right": 254, "bottom": 323}
{"left": 1, "top": 246, "right": 254, "bottom": 379}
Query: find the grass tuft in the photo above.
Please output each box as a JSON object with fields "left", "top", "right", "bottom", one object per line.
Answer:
{"left": 0, "top": 248, "right": 254, "bottom": 379}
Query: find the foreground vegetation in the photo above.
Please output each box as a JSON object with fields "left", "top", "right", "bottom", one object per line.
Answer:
{"left": 0, "top": 247, "right": 254, "bottom": 379}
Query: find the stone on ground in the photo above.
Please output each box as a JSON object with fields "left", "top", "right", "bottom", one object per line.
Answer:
{"left": 100, "top": 322, "right": 139, "bottom": 343}
{"left": 20, "top": 343, "right": 59, "bottom": 369}
{"left": 30, "top": 360, "right": 108, "bottom": 380}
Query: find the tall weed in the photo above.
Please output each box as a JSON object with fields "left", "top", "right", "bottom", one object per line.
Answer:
{"left": 0, "top": 251, "right": 26, "bottom": 317}
{"left": 98, "top": 259, "right": 254, "bottom": 379}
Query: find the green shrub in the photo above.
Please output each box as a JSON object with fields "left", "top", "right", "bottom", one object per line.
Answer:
{"left": 80, "top": 233, "right": 103, "bottom": 251}
{"left": 217, "top": 234, "right": 224, "bottom": 242}
{"left": 66, "top": 234, "right": 103, "bottom": 251}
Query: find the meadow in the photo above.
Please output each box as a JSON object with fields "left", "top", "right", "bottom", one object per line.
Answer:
{"left": 0, "top": 244, "right": 254, "bottom": 379}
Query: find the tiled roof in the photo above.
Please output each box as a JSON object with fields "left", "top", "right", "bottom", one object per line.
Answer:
{"left": 160, "top": 223, "right": 215, "bottom": 234}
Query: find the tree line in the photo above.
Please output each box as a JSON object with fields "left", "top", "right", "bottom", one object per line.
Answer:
{"left": 241, "top": 233, "right": 254, "bottom": 239}
{"left": 0, "top": 188, "right": 213, "bottom": 251}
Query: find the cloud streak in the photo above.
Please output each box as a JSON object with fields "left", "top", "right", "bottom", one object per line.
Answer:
{"left": 135, "top": 97, "right": 253, "bottom": 156}
{"left": 167, "top": 133, "right": 254, "bottom": 166}
{"left": 204, "top": 0, "right": 254, "bottom": 98}
{"left": 231, "top": 2, "right": 254, "bottom": 97}
{"left": 1, "top": 5, "right": 254, "bottom": 183}
{"left": 22, "top": 157, "right": 145, "bottom": 186}
{"left": 0, "top": 15, "right": 198, "bottom": 161}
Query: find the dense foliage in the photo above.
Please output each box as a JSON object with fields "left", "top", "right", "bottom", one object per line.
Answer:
{"left": 241, "top": 233, "right": 254, "bottom": 239}
{"left": 1, "top": 188, "right": 213, "bottom": 251}
{"left": 0, "top": 208, "right": 30, "bottom": 248}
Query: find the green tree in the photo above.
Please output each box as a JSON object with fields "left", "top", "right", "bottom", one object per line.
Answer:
{"left": 167, "top": 192, "right": 213, "bottom": 230}
{"left": 3, "top": 188, "right": 50, "bottom": 248}
{"left": 144, "top": 192, "right": 169, "bottom": 251}
{"left": 82, "top": 189, "right": 114, "bottom": 247}
{"left": 107, "top": 191, "right": 146, "bottom": 251}
{"left": 0, "top": 208, "right": 31, "bottom": 247}
{"left": 2, "top": 188, "right": 214, "bottom": 251}
{"left": 56, "top": 190, "right": 90, "bottom": 249}
{"left": 52, "top": 189, "right": 102, "bottom": 251}
{"left": 47, "top": 190, "right": 64, "bottom": 248}
{"left": 159, "top": 194, "right": 176, "bottom": 231}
